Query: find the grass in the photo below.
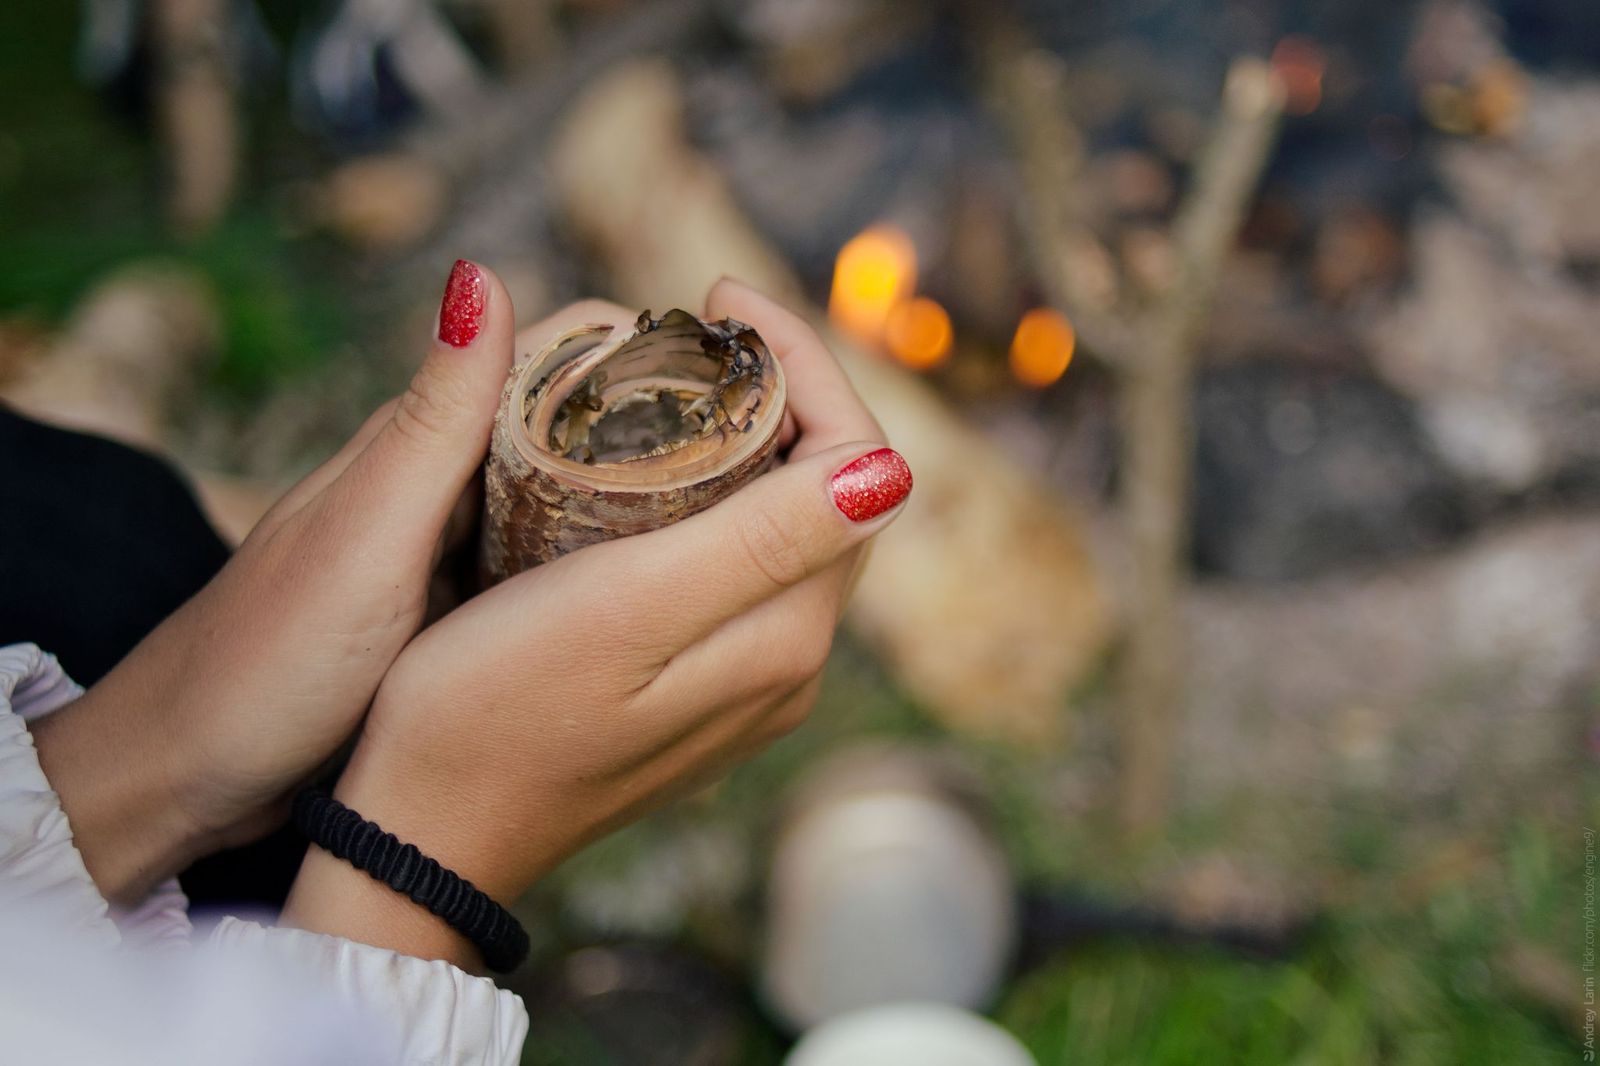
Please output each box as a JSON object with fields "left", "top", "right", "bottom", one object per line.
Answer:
{"left": 1000, "top": 905, "right": 1573, "bottom": 1065}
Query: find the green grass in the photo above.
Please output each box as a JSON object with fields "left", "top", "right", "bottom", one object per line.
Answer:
{"left": 1000, "top": 922, "right": 1571, "bottom": 1066}
{"left": 1000, "top": 818, "right": 1581, "bottom": 1066}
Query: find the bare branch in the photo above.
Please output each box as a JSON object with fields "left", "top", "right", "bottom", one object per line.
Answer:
{"left": 1115, "top": 57, "right": 1284, "bottom": 833}
{"left": 975, "top": 20, "right": 1136, "bottom": 366}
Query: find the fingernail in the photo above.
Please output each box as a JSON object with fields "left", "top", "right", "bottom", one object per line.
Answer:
{"left": 831, "top": 447, "right": 912, "bottom": 522}
{"left": 438, "top": 259, "right": 486, "bottom": 347}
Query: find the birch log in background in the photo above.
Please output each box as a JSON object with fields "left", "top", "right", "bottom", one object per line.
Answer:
{"left": 549, "top": 61, "right": 1110, "bottom": 744}
{"left": 482, "top": 309, "right": 786, "bottom": 583}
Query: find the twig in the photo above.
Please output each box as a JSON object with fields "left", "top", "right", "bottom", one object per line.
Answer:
{"left": 1115, "top": 59, "right": 1284, "bottom": 833}
{"left": 977, "top": 7, "right": 1284, "bottom": 832}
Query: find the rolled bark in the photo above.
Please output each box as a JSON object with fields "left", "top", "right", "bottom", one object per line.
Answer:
{"left": 481, "top": 308, "right": 787, "bottom": 584}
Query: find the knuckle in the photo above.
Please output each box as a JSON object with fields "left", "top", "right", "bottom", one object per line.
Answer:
{"left": 392, "top": 373, "right": 460, "bottom": 443}
{"left": 736, "top": 506, "right": 812, "bottom": 591}
{"left": 763, "top": 617, "right": 832, "bottom": 690}
{"left": 361, "top": 397, "right": 401, "bottom": 436}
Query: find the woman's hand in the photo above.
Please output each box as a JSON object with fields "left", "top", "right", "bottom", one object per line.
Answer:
{"left": 281, "top": 280, "right": 911, "bottom": 969}
{"left": 30, "top": 260, "right": 520, "bottom": 903}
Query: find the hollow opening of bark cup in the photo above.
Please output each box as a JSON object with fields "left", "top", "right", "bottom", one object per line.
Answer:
{"left": 548, "top": 322, "right": 746, "bottom": 464}
{"left": 516, "top": 309, "right": 783, "bottom": 484}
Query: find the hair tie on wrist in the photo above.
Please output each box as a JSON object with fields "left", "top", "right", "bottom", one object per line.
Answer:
{"left": 292, "top": 788, "right": 529, "bottom": 974}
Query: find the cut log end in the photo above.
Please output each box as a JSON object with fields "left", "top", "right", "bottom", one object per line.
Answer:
{"left": 481, "top": 308, "right": 787, "bottom": 584}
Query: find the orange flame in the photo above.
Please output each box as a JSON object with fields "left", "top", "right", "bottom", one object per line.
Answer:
{"left": 884, "top": 296, "right": 953, "bottom": 370}
{"left": 1271, "top": 36, "right": 1325, "bottom": 116}
{"left": 1010, "top": 308, "right": 1075, "bottom": 388}
{"left": 829, "top": 225, "right": 918, "bottom": 344}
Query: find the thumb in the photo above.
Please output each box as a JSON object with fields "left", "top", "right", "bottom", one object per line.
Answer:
{"left": 597, "top": 442, "right": 912, "bottom": 643}
{"left": 329, "top": 259, "right": 515, "bottom": 531}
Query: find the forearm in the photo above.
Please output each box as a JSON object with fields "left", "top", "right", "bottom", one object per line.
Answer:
{"left": 28, "top": 681, "right": 210, "bottom": 904}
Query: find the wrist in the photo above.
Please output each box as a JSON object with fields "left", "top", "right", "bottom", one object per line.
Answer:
{"left": 280, "top": 842, "right": 483, "bottom": 972}
{"left": 329, "top": 731, "right": 532, "bottom": 906}
{"left": 28, "top": 685, "right": 211, "bottom": 904}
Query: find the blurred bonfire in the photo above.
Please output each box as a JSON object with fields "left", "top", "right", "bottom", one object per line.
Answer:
{"left": 290, "top": 0, "right": 1600, "bottom": 845}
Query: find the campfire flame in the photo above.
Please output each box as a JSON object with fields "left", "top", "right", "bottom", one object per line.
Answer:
{"left": 829, "top": 224, "right": 918, "bottom": 345}
{"left": 1009, "top": 308, "right": 1075, "bottom": 388}
{"left": 884, "top": 296, "right": 953, "bottom": 370}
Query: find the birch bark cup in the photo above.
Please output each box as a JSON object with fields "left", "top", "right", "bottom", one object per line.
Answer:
{"left": 481, "top": 308, "right": 787, "bottom": 584}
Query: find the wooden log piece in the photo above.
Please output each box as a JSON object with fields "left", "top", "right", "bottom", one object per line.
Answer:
{"left": 481, "top": 308, "right": 787, "bottom": 583}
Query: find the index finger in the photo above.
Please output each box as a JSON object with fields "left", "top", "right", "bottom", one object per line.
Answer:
{"left": 705, "top": 278, "right": 884, "bottom": 459}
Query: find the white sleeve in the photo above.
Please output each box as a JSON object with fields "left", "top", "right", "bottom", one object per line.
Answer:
{"left": 0, "top": 642, "right": 529, "bottom": 1065}
{"left": 208, "top": 918, "right": 529, "bottom": 1064}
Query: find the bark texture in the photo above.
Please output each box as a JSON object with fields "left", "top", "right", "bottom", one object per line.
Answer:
{"left": 481, "top": 309, "right": 786, "bottom": 584}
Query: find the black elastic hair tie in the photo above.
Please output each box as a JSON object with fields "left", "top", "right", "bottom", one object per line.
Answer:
{"left": 292, "top": 788, "right": 529, "bottom": 974}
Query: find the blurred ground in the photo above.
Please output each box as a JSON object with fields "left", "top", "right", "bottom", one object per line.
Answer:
{"left": 1, "top": 1, "right": 1596, "bottom": 1062}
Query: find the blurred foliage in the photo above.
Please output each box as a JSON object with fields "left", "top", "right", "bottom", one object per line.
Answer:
{"left": 0, "top": 0, "right": 349, "bottom": 396}
{"left": 526, "top": 645, "right": 1587, "bottom": 1063}
{"left": 999, "top": 820, "right": 1577, "bottom": 1065}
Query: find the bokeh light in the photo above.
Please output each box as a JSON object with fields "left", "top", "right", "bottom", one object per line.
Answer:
{"left": 1009, "top": 308, "right": 1076, "bottom": 388}
{"left": 829, "top": 225, "right": 918, "bottom": 344}
{"left": 884, "top": 296, "right": 953, "bottom": 370}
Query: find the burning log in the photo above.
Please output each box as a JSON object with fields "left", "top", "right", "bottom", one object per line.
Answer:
{"left": 481, "top": 309, "right": 786, "bottom": 582}
{"left": 548, "top": 61, "right": 1110, "bottom": 744}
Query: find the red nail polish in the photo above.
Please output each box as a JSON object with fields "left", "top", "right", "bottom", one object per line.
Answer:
{"left": 438, "top": 259, "right": 486, "bottom": 347}
{"left": 831, "top": 448, "right": 912, "bottom": 522}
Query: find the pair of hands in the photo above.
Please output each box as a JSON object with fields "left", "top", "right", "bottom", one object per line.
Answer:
{"left": 30, "top": 265, "right": 906, "bottom": 970}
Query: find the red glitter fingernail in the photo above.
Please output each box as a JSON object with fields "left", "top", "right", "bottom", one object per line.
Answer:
{"left": 831, "top": 448, "right": 912, "bottom": 522}
{"left": 438, "top": 259, "right": 485, "bottom": 347}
